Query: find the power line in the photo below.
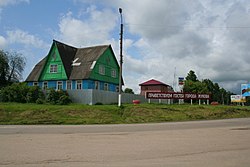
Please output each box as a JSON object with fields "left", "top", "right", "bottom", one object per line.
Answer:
{"left": 125, "top": 23, "right": 250, "bottom": 29}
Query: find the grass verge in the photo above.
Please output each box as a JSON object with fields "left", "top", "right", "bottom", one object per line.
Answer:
{"left": 0, "top": 103, "right": 250, "bottom": 124}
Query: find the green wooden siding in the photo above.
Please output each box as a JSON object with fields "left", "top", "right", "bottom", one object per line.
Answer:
{"left": 39, "top": 43, "right": 68, "bottom": 81}
{"left": 89, "top": 47, "right": 119, "bottom": 84}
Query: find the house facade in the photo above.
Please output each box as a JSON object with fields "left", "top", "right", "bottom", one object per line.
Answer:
{"left": 26, "top": 40, "right": 121, "bottom": 92}
{"left": 139, "top": 79, "right": 174, "bottom": 96}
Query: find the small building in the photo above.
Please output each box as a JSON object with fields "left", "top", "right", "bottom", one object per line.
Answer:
{"left": 26, "top": 40, "right": 121, "bottom": 92}
{"left": 139, "top": 79, "right": 173, "bottom": 96}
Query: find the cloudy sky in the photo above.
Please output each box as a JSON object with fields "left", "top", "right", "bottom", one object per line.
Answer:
{"left": 1, "top": 0, "right": 250, "bottom": 94}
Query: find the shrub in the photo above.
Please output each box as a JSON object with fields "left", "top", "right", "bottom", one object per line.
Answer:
{"left": 36, "top": 98, "right": 44, "bottom": 104}
{"left": 58, "top": 95, "right": 71, "bottom": 105}
{"left": 46, "top": 89, "right": 71, "bottom": 105}
{"left": 0, "top": 82, "right": 44, "bottom": 103}
{"left": 26, "top": 86, "right": 44, "bottom": 103}
{"left": 0, "top": 83, "right": 71, "bottom": 105}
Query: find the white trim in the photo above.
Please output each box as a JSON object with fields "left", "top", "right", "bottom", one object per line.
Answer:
{"left": 66, "top": 80, "right": 72, "bottom": 90}
{"left": 33, "top": 82, "right": 38, "bottom": 86}
{"left": 76, "top": 80, "right": 82, "bottom": 90}
{"left": 43, "top": 81, "right": 48, "bottom": 90}
{"left": 90, "top": 61, "right": 96, "bottom": 70}
{"left": 57, "top": 81, "right": 63, "bottom": 90}
{"left": 50, "top": 64, "right": 58, "bottom": 73}
{"left": 95, "top": 81, "right": 99, "bottom": 90}
{"left": 104, "top": 83, "right": 109, "bottom": 91}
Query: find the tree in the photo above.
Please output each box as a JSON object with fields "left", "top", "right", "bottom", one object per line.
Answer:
{"left": 0, "top": 50, "right": 26, "bottom": 88}
{"left": 124, "top": 88, "right": 134, "bottom": 94}
{"left": 183, "top": 80, "right": 209, "bottom": 93}
{"left": 7, "top": 52, "right": 26, "bottom": 82}
{"left": 184, "top": 70, "right": 233, "bottom": 105}
{"left": 0, "top": 50, "right": 9, "bottom": 88}
{"left": 185, "top": 70, "right": 198, "bottom": 82}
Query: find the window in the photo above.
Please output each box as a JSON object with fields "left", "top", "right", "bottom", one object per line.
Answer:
{"left": 43, "top": 82, "right": 48, "bottom": 90}
{"left": 76, "top": 80, "right": 82, "bottom": 90}
{"left": 99, "top": 65, "right": 105, "bottom": 75}
{"left": 57, "top": 81, "right": 63, "bottom": 90}
{"left": 95, "top": 81, "right": 99, "bottom": 90}
{"left": 116, "top": 86, "right": 119, "bottom": 92}
{"left": 111, "top": 69, "right": 116, "bottom": 78}
{"left": 50, "top": 64, "right": 58, "bottom": 73}
{"left": 33, "top": 82, "right": 38, "bottom": 86}
{"left": 67, "top": 80, "right": 71, "bottom": 90}
{"left": 104, "top": 83, "right": 109, "bottom": 91}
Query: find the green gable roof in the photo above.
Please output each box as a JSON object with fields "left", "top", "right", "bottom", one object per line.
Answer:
{"left": 69, "top": 45, "right": 109, "bottom": 80}
{"left": 26, "top": 40, "right": 121, "bottom": 84}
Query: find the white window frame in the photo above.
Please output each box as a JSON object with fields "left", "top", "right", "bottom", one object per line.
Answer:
{"left": 76, "top": 80, "right": 82, "bottom": 90}
{"left": 43, "top": 81, "right": 48, "bottom": 90}
{"left": 66, "top": 80, "right": 72, "bottom": 90}
{"left": 95, "top": 81, "right": 99, "bottom": 90}
{"left": 50, "top": 64, "right": 58, "bottom": 73}
{"left": 99, "top": 65, "right": 105, "bottom": 75}
{"left": 104, "top": 83, "right": 109, "bottom": 91}
{"left": 57, "top": 81, "right": 63, "bottom": 90}
{"left": 111, "top": 69, "right": 116, "bottom": 78}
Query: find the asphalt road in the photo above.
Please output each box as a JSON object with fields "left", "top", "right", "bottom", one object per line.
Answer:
{"left": 0, "top": 118, "right": 250, "bottom": 167}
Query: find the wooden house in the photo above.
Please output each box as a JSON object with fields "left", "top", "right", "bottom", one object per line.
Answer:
{"left": 139, "top": 79, "right": 173, "bottom": 96}
{"left": 26, "top": 40, "right": 121, "bottom": 92}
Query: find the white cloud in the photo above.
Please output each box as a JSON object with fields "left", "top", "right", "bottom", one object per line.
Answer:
{"left": 6, "top": 29, "right": 49, "bottom": 48}
{"left": 111, "top": 0, "right": 250, "bottom": 93}
{"left": 58, "top": 6, "right": 117, "bottom": 47}
{"left": 60, "top": 0, "right": 250, "bottom": 93}
{"left": 0, "top": 35, "right": 7, "bottom": 48}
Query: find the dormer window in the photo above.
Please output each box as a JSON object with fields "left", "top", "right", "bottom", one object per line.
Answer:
{"left": 50, "top": 64, "right": 58, "bottom": 73}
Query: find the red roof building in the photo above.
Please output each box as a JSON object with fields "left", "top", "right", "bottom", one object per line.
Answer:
{"left": 139, "top": 79, "right": 174, "bottom": 96}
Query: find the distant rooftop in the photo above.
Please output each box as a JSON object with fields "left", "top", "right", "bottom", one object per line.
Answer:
{"left": 139, "top": 79, "right": 168, "bottom": 86}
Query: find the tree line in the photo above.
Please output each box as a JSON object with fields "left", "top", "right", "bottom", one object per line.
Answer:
{"left": 183, "top": 70, "right": 233, "bottom": 104}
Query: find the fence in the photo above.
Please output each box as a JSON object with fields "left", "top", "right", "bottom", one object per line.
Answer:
{"left": 67, "top": 89, "right": 148, "bottom": 105}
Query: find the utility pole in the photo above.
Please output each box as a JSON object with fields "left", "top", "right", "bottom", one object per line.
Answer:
{"left": 118, "top": 8, "right": 123, "bottom": 107}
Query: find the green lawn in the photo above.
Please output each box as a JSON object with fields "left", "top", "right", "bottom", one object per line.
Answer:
{"left": 0, "top": 103, "right": 250, "bottom": 124}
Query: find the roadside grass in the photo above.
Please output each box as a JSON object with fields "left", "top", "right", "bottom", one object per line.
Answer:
{"left": 0, "top": 102, "right": 250, "bottom": 124}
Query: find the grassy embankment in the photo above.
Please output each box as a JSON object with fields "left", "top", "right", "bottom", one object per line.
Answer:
{"left": 0, "top": 103, "right": 250, "bottom": 124}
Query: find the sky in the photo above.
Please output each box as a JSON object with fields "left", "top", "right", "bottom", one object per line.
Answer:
{"left": 1, "top": 0, "right": 250, "bottom": 94}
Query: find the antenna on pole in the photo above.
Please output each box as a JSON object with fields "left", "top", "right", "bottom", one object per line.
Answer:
{"left": 173, "top": 67, "right": 176, "bottom": 92}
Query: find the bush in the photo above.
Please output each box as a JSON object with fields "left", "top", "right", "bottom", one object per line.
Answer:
{"left": 0, "top": 82, "right": 44, "bottom": 103}
{"left": 46, "top": 89, "right": 71, "bottom": 105}
{"left": 0, "top": 83, "right": 27, "bottom": 103}
{"left": 26, "top": 86, "right": 44, "bottom": 103}
{"left": 0, "top": 83, "right": 71, "bottom": 105}
{"left": 58, "top": 95, "right": 71, "bottom": 105}
{"left": 36, "top": 98, "right": 44, "bottom": 104}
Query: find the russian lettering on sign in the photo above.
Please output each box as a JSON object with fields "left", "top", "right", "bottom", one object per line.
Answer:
{"left": 146, "top": 92, "right": 210, "bottom": 100}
